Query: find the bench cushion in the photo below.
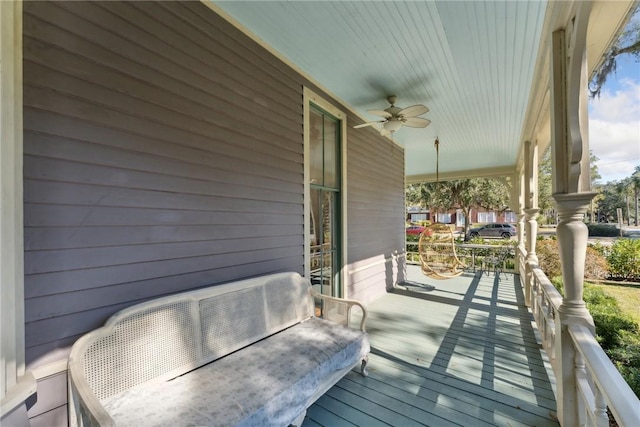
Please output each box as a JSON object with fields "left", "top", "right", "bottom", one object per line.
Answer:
{"left": 102, "top": 317, "right": 369, "bottom": 426}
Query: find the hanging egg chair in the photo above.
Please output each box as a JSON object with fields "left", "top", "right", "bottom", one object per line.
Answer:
{"left": 418, "top": 223, "right": 466, "bottom": 279}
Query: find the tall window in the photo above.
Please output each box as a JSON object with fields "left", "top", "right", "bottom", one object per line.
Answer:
{"left": 437, "top": 213, "right": 452, "bottom": 224}
{"left": 478, "top": 211, "right": 497, "bottom": 223}
{"left": 455, "top": 209, "right": 465, "bottom": 227}
{"left": 308, "top": 105, "right": 341, "bottom": 297}
{"left": 411, "top": 213, "right": 428, "bottom": 222}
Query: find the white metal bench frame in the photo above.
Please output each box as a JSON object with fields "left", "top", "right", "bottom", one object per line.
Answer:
{"left": 68, "top": 272, "right": 369, "bottom": 427}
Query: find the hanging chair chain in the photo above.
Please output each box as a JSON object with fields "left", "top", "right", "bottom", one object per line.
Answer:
{"left": 434, "top": 137, "right": 440, "bottom": 183}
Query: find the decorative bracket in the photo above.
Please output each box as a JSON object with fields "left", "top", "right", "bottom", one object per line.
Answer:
{"left": 550, "top": 3, "right": 593, "bottom": 195}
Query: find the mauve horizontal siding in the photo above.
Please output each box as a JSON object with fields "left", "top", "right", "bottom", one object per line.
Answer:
{"left": 23, "top": 3, "right": 405, "bottom": 426}
{"left": 346, "top": 129, "right": 405, "bottom": 302}
{"left": 23, "top": 0, "right": 304, "bottom": 367}
{"left": 24, "top": 2, "right": 404, "bottom": 425}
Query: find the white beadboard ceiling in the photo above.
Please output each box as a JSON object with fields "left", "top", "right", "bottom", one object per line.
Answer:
{"left": 211, "top": 1, "right": 628, "bottom": 182}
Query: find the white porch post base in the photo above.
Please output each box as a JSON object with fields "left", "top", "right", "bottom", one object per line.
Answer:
{"left": 523, "top": 208, "right": 539, "bottom": 307}
{"left": 553, "top": 192, "right": 596, "bottom": 427}
{"left": 516, "top": 213, "right": 526, "bottom": 274}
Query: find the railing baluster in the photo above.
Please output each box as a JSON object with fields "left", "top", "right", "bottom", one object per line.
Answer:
{"left": 568, "top": 324, "right": 640, "bottom": 427}
{"left": 574, "top": 351, "right": 588, "bottom": 426}
{"left": 594, "top": 385, "right": 608, "bottom": 427}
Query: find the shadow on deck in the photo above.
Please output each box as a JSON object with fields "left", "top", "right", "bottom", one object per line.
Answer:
{"left": 303, "top": 265, "right": 559, "bottom": 427}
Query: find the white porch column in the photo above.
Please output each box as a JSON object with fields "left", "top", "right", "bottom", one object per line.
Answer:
{"left": 515, "top": 173, "right": 526, "bottom": 275}
{"left": 516, "top": 212, "right": 526, "bottom": 273}
{"left": 509, "top": 173, "right": 526, "bottom": 275}
{"left": 0, "top": 1, "right": 36, "bottom": 424}
{"left": 523, "top": 208, "right": 539, "bottom": 306}
{"left": 523, "top": 141, "right": 538, "bottom": 307}
{"left": 549, "top": 4, "right": 596, "bottom": 426}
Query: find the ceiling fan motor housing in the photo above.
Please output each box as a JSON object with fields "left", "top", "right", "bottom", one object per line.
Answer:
{"left": 353, "top": 95, "right": 430, "bottom": 134}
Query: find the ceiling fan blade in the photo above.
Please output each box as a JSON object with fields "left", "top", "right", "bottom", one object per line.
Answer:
{"left": 367, "top": 109, "right": 393, "bottom": 118}
{"left": 399, "top": 104, "right": 429, "bottom": 118}
{"left": 354, "top": 121, "right": 384, "bottom": 129}
{"left": 403, "top": 117, "right": 431, "bottom": 128}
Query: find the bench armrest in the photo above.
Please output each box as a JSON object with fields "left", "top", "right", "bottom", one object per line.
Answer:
{"left": 310, "top": 289, "right": 368, "bottom": 332}
{"left": 68, "top": 334, "right": 117, "bottom": 427}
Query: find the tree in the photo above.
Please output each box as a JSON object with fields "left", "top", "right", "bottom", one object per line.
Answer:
{"left": 593, "top": 166, "right": 640, "bottom": 225}
{"left": 590, "top": 152, "right": 602, "bottom": 186}
{"left": 406, "top": 178, "right": 510, "bottom": 237}
{"left": 631, "top": 165, "right": 640, "bottom": 226}
{"left": 405, "top": 182, "right": 452, "bottom": 223}
{"left": 538, "top": 149, "right": 601, "bottom": 223}
{"left": 597, "top": 182, "right": 628, "bottom": 222}
{"left": 615, "top": 179, "right": 632, "bottom": 225}
{"left": 538, "top": 150, "right": 554, "bottom": 223}
{"left": 405, "top": 184, "right": 423, "bottom": 208}
{"left": 590, "top": 5, "right": 640, "bottom": 98}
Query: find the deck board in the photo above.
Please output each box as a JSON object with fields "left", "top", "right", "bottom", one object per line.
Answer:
{"left": 303, "top": 266, "right": 559, "bottom": 427}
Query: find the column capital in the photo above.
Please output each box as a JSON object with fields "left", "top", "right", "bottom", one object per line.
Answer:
{"left": 523, "top": 208, "right": 539, "bottom": 219}
{"left": 552, "top": 192, "right": 597, "bottom": 216}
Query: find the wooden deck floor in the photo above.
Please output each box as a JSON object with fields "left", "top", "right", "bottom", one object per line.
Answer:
{"left": 303, "top": 265, "right": 559, "bottom": 427}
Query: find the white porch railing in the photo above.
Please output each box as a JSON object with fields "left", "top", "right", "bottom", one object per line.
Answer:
{"left": 517, "top": 245, "right": 527, "bottom": 278}
{"left": 406, "top": 241, "right": 517, "bottom": 273}
{"left": 530, "top": 268, "right": 562, "bottom": 367}
{"left": 529, "top": 264, "right": 640, "bottom": 427}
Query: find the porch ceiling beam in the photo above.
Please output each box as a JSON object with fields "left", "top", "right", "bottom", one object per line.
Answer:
{"left": 406, "top": 165, "right": 516, "bottom": 185}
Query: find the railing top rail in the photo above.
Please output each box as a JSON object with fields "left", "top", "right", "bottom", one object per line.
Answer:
{"left": 457, "top": 243, "right": 514, "bottom": 250}
{"left": 531, "top": 267, "right": 563, "bottom": 309}
{"left": 568, "top": 323, "right": 640, "bottom": 426}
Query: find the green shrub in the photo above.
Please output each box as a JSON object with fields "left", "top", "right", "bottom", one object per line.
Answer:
{"left": 551, "top": 279, "right": 640, "bottom": 397}
{"left": 551, "top": 276, "right": 564, "bottom": 294}
{"left": 536, "top": 240, "right": 563, "bottom": 280}
{"left": 607, "top": 239, "right": 640, "bottom": 281}
{"left": 616, "top": 365, "right": 640, "bottom": 398}
{"left": 589, "top": 306, "right": 638, "bottom": 349}
{"left": 589, "top": 241, "right": 607, "bottom": 256}
{"left": 535, "top": 239, "right": 608, "bottom": 281}
{"left": 406, "top": 233, "right": 420, "bottom": 243}
{"left": 608, "top": 332, "right": 640, "bottom": 366}
{"left": 585, "top": 246, "right": 609, "bottom": 280}
{"left": 587, "top": 223, "right": 619, "bottom": 237}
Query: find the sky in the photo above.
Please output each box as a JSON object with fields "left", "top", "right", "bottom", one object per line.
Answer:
{"left": 588, "top": 54, "right": 640, "bottom": 184}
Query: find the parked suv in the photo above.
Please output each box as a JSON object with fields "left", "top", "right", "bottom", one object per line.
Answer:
{"left": 468, "top": 223, "right": 516, "bottom": 239}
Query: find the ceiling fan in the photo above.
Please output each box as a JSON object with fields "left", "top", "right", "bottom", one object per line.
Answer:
{"left": 354, "top": 95, "right": 430, "bottom": 136}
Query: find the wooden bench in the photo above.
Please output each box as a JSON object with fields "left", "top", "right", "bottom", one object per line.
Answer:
{"left": 68, "top": 272, "right": 369, "bottom": 426}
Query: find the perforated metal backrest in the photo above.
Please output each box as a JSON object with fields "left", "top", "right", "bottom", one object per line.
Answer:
{"left": 199, "top": 273, "right": 314, "bottom": 361}
{"left": 264, "top": 273, "right": 314, "bottom": 330}
{"left": 82, "top": 301, "right": 198, "bottom": 401}
{"left": 199, "top": 285, "right": 267, "bottom": 360}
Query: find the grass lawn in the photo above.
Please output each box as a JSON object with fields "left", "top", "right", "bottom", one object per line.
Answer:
{"left": 589, "top": 282, "right": 640, "bottom": 324}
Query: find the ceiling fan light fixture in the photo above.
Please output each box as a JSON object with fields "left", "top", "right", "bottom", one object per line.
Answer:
{"left": 383, "top": 119, "right": 403, "bottom": 133}
{"left": 354, "top": 96, "right": 430, "bottom": 134}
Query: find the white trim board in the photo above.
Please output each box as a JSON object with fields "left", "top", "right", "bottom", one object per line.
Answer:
{"left": 303, "top": 87, "right": 349, "bottom": 299}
